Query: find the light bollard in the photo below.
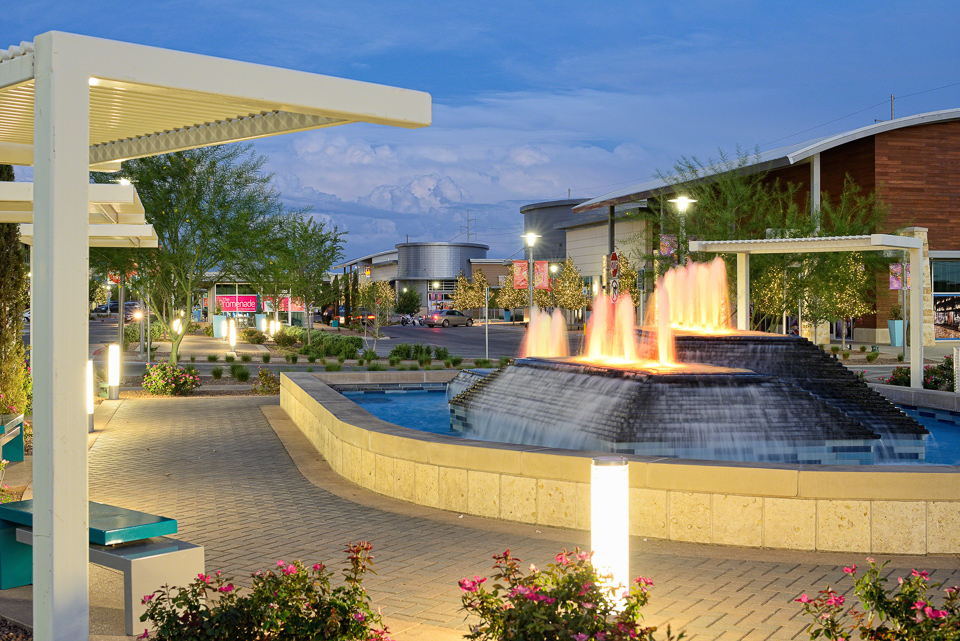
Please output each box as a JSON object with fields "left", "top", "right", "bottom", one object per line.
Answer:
{"left": 591, "top": 456, "right": 629, "bottom": 605}
{"left": 269, "top": 319, "right": 277, "bottom": 336}
{"left": 229, "top": 323, "right": 237, "bottom": 352}
{"left": 220, "top": 318, "right": 227, "bottom": 341}
{"left": 108, "top": 344, "right": 120, "bottom": 400}
{"left": 172, "top": 318, "right": 181, "bottom": 335}
{"left": 260, "top": 316, "right": 267, "bottom": 333}
{"left": 87, "top": 360, "right": 95, "bottom": 432}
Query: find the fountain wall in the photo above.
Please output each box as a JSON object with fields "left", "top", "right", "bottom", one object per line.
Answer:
{"left": 281, "top": 371, "right": 960, "bottom": 555}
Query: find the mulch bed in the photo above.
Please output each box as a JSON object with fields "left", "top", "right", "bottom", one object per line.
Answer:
{"left": 0, "top": 617, "right": 30, "bottom": 640}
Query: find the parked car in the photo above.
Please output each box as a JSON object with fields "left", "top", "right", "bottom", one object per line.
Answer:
{"left": 351, "top": 309, "right": 376, "bottom": 325}
{"left": 22, "top": 309, "right": 30, "bottom": 323}
{"left": 426, "top": 310, "right": 473, "bottom": 327}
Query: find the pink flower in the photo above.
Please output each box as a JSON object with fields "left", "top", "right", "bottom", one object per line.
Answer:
{"left": 312, "top": 563, "right": 324, "bottom": 571}
{"left": 353, "top": 612, "right": 366, "bottom": 622}
{"left": 529, "top": 564, "right": 538, "bottom": 572}
{"left": 277, "top": 560, "right": 286, "bottom": 567}
{"left": 595, "top": 633, "right": 607, "bottom": 641}
{"left": 458, "top": 576, "right": 486, "bottom": 593}
{"left": 283, "top": 564, "right": 298, "bottom": 576}
{"left": 843, "top": 565, "right": 856, "bottom": 574}
{"left": 634, "top": 576, "right": 654, "bottom": 587}
{"left": 219, "top": 584, "right": 234, "bottom": 593}
{"left": 866, "top": 557, "right": 875, "bottom": 563}
{"left": 912, "top": 600, "right": 927, "bottom": 611}
{"left": 925, "top": 607, "right": 948, "bottom": 619}
{"left": 898, "top": 577, "right": 905, "bottom": 585}
{"left": 946, "top": 586, "right": 959, "bottom": 595}
{"left": 912, "top": 569, "right": 930, "bottom": 581}
{"left": 582, "top": 602, "right": 595, "bottom": 609}
{"left": 141, "top": 593, "right": 154, "bottom": 605}
{"left": 137, "top": 630, "right": 150, "bottom": 640}
{"left": 796, "top": 594, "right": 812, "bottom": 604}
{"left": 574, "top": 634, "right": 589, "bottom": 641}
{"left": 825, "top": 594, "right": 845, "bottom": 607}
{"left": 555, "top": 553, "right": 570, "bottom": 565}
{"left": 576, "top": 551, "right": 591, "bottom": 561}
{"left": 197, "top": 573, "right": 211, "bottom": 584}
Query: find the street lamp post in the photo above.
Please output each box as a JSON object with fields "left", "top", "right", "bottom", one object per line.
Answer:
{"left": 668, "top": 196, "right": 696, "bottom": 264}
{"left": 524, "top": 233, "right": 540, "bottom": 318}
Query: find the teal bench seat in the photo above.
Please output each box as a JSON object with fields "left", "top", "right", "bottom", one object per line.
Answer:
{"left": 0, "top": 414, "right": 23, "bottom": 463}
{"left": 0, "top": 500, "right": 203, "bottom": 635}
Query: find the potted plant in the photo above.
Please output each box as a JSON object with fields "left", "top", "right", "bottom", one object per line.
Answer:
{"left": 888, "top": 302, "right": 905, "bottom": 347}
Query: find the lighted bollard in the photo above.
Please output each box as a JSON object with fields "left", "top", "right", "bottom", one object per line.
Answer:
{"left": 108, "top": 344, "right": 120, "bottom": 400}
{"left": 591, "top": 456, "right": 629, "bottom": 603}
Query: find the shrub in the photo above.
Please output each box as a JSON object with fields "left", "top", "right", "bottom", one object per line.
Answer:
{"left": 831, "top": 345, "right": 841, "bottom": 354}
{"left": 388, "top": 356, "right": 400, "bottom": 367}
{"left": 284, "top": 353, "right": 292, "bottom": 363}
{"left": 338, "top": 344, "right": 358, "bottom": 360}
{"left": 434, "top": 346, "right": 450, "bottom": 360}
{"left": 291, "top": 354, "right": 299, "bottom": 364}
{"left": 411, "top": 343, "right": 432, "bottom": 360}
{"left": 251, "top": 367, "right": 280, "bottom": 395}
{"left": 241, "top": 327, "right": 266, "bottom": 344}
{"left": 362, "top": 349, "right": 378, "bottom": 362}
{"left": 211, "top": 366, "right": 223, "bottom": 380}
{"left": 859, "top": 344, "right": 867, "bottom": 352}
{"left": 460, "top": 548, "right": 679, "bottom": 641}
{"left": 231, "top": 365, "right": 251, "bottom": 383}
{"left": 366, "top": 363, "right": 387, "bottom": 372}
{"left": 796, "top": 559, "right": 959, "bottom": 641}
{"left": 306, "top": 366, "right": 313, "bottom": 372}
{"left": 451, "top": 356, "right": 463, "bottom": 367}
{"left": 262, "top": 353, "right": 271, "bottom": 363}
{"left": 418, "top": 356, "right": 431, "bottom": 367}
{"left": 207, "top": 354, "right": 218, "bottom": 362}
{"left": 307, "top": 355, "right": 316, "bottom": 363}
{"left": 224, "top": 354, "right": 235, "bottom": 363}
{"left": 122, "top": 322, "right": 163, "bottom": 349}
{"left": 189, "top": 355, "right": 196, "bottom": 363}
{"left": 474, "top": 358, "right": 492, "bottom": 368}
{"left": 240, "top": 354, "right": 252, "bottom": 363}
{"left": 337, "top": 355, "right": 346, "bottom": 364}
{"left": 866, "top": 351, "right": 880, "bottom": 363}
{"left": 389, "top": 343, "right": 413, "bottom": 360}
{"left": 324, "top": 363, "right": 342, "bottom": 372}
{"left": 879, "top": 365, "right": 910, "bottom": 386}
{"left": 202, "top": 324, "right": 214, "bottom": 337}
{"left": 141, "top": 543, "right": 389, "bottom": 641}
{"left": 319, "top": 358, "right": 326, "bottom": 365}
{"left": 273, "top": 328, "right": 298, "bottom": 348}
{"left": 444, "top": 359, "right": 452, "bottom": 368}
{"left": 142, "top": 363, "right": 201, "bottom": 396}
{"left": 842, "top": 351, "right": 851, "bottom": 360}
{"left": 499, "top": 357, "right": 512, "bottom": 367}
{"left": 881, "top": 355, "right": 955, "bottom": 390}
{"left": 898, "top": 352, "right": 905, "bottom": 362}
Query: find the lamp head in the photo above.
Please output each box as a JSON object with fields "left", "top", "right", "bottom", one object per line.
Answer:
{"left": 668, "top": 195, "right": 697, "bottom": 214}
{"left": 524, "top": 232, "right": 540, "bottom": 247}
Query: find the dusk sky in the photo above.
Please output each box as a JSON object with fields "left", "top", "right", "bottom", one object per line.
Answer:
{"left": 4, "top": 2, "right": 960, "bottom": 261}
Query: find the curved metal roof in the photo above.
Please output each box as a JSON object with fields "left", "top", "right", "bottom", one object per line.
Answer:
{"left": 574, "top": 107, "right": 960, "bottom": 212}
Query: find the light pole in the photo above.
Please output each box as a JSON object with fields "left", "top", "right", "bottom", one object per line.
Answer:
{"left": 134, "top": 310, "right": 144, "bottom": 359}
{"left": 432, "top": 281, "right": 440, "bottom": 311}
{"left": 524, "top": 233, "right": 540, "bottom": 317}
{"left": 668, "top": 196, "right": 696, "bottom": 264}
{"left": 550, "top": 263, "right": 558, "bottom": 309}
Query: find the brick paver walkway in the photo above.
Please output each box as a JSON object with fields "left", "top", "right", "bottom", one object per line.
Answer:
{"left": 89, "top": 397, "right": 960, "bottom": 640}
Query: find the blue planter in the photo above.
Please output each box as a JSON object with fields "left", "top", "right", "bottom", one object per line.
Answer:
{"left": 888, "top": 320, "right": 905, "bottom": 347}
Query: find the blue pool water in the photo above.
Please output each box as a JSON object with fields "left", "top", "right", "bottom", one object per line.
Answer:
{"left": 345, "top": 390, "right": 960, "bottom": 465}
{"left": 342, "top": 389, "right": 461, "bottom": 437}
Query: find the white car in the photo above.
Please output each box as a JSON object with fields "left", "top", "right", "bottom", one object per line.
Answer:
{"left": 23, "top": 310, "right": 30, "bottom": 323}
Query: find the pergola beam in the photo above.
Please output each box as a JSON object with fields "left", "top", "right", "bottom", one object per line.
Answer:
{"left": 691, "top": 234, "right": 924, "bottom": 388}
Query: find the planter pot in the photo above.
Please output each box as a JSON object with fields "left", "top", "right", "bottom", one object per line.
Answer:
{"left": 888, "top": 319, "right": 906, "bottom": 347}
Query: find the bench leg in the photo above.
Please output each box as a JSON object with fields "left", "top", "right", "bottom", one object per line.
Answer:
{"left": 124, "top": 546, "right": 204, "bottom": 636}
{"left": 0, "top": 520, "right": 31, "bottom": 589}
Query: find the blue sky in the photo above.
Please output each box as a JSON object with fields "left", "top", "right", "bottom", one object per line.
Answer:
{"left": 5, "top": 1, "right": 960, "bottom": 260}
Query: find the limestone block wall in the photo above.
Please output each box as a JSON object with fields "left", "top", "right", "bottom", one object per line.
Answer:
{"left": 281, "top": 372, "right": 960, "bottom": 554}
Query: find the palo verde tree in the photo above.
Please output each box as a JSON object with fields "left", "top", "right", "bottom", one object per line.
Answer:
{"left": 655, "top": 149, "right": 892, "bottom": 330}
{"left": 94, "top": 144, "right": 284, "bottom": 365}
{"left": 281, "top": 212, "right": 345, "bottom": 344}
{"left": 357, "top": 280, "right": 396, "bottom": 352}
{"left": 0, "top": 164, "right": 29, "bottom": 415}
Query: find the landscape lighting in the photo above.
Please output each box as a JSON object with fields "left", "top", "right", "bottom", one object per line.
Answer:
{"left": 591, "top": 456, "right": 629, "bottom": 605}
{"left": 108, "top": 344, "right": 120, "bottom": 400}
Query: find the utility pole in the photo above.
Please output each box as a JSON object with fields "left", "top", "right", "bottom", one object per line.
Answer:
{"left": 460, "top": 210, "right": 476, "bottom": 242}
{"left": 891, "top": 94, "right": 895, "bottom": 120}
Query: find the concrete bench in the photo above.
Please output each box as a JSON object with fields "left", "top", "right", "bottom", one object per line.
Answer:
{"left": 0, "top": 414, "right": 23, "bottom": 462}
{"left": 0, "top": 500, "right": 203, "bottom": 635}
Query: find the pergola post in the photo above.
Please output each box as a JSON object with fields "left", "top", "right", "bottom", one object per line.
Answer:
{"left": 736, "top": 252, "right": 750, "bottom": 330}
{"left": 33, "top": 33, "right": 91, "bottom": 641}
{"left": 910, "top": 246, "right": 923, "bottom": 388}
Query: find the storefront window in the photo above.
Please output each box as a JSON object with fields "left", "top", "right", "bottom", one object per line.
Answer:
{"left": 932, "top": 260, "right": 960, "bottom": 340}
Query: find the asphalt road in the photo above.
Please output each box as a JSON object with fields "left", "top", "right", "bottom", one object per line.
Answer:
{"left": 376, "top": 321, "right": 586, "bottom": 359}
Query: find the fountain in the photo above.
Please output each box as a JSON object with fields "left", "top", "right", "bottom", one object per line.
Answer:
{"left": 449, "top": 257, "right": 927, "bottom": 465}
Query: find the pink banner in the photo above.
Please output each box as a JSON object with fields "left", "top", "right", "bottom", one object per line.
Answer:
{"left": 217, "top": 295, "right": 258, "bottom": 313}
{"left": 513, "top": 260, "right": 528, "bottom": 289}
{"left": 263, "top": 296, "right": 305, "bottom": 312}
{"left": 534, "top": 261, "right": 551, "bottom": 290}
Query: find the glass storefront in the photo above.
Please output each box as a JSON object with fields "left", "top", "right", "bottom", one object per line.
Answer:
{"left": 932, "top": 260, "right": 960, "bottom": 340}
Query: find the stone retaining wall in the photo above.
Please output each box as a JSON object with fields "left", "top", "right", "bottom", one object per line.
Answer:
{"left": 281, "top": 372, "right": 960, "bottom": 554}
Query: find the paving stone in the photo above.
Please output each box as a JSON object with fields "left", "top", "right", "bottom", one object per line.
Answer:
{"left": 73, "top": 396, "right": 960, "bottom": 639}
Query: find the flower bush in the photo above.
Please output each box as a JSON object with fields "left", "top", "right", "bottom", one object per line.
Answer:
{"left": 141, "top": 363, "right": 201, "bottom": 396}
{"left": 796, "top": 558, "right": 960, "bottom": 640}
{"left": 879, "top": 355, "right": 954, "bottom": 390}
{"left": 251, "top": 367, "right": 280, "bottom": 395}
{"left": 139, "top": 542, "right": 389, "bottom": 641}
{"left": 459, "top": 548, "right": 682, "bottom": 641}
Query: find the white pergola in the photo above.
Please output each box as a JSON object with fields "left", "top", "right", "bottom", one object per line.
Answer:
{"left": 689, "top": 234, "right": 924, "bottom": 388}
{"left": 0, "top": 32, "right": 430, "bottom": 641}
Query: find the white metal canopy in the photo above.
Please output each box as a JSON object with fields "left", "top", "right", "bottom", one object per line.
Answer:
{"left": 0, "top": 31, "right": 431, "bottom": 641}
{"left": 0, "top": 182, "right": 144, "bottom": 224}
{"left": 688, "top": 234, "right": 924, "bottom": 387}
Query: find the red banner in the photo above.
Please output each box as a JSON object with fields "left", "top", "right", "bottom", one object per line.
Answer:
{"left": 217, "top": 295, "right": 258, "bottom": 313}
{"left": 513, "top": 260, "right": 528, "bottom": 289}
{"left": 263, "top": 296, "right": 305, "bottom": 312}
{"left": 534, "top": 261, "right": 550, "bottom": 290}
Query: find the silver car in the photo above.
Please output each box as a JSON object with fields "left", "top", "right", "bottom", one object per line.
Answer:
{"left": 426, "top": 310, "right": 473, "bottom": 327}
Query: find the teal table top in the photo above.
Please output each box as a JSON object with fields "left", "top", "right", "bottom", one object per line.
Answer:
{"left": 0, "top": 500, "right": 177, "bottom": 546}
